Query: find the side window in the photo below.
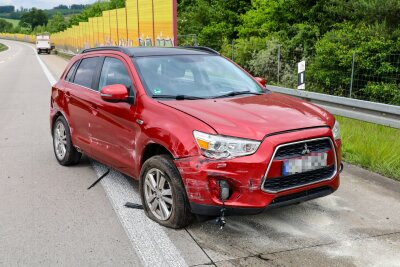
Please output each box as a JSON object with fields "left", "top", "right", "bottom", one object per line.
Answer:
{"left": 65, "top": 61, "right": 79, "bottom": 82}
{"left": 98, "top": 57, "right": 133, "bottom": 92}
{"left": 73, "top": 57, "right": 100, "bottom": 89}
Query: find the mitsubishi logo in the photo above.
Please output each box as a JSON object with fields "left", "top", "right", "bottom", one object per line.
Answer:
{"left": 302, "top": 143, "right": 311, "bottom": 155}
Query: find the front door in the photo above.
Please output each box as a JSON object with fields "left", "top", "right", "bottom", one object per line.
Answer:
{"left": 89, "top": 56, "right": 139, "bottom": 176}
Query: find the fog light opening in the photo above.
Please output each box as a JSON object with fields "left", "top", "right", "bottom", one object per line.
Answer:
{"left": 218, "top": 180, "right": 231, "bottom": 201}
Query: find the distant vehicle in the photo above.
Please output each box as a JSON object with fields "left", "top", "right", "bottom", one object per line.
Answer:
{"left": 36, "top": 34, "right": 51, "bottom": 54}
{"left": 50, "top": 46, "right": 342, "bottom": 228}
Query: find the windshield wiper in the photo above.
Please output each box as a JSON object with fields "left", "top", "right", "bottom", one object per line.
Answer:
{"left": 212, "top": 91, "right": 263, "bottom": 99}
{"left": 152, "top": 94, "right": 206, "bottom": 100}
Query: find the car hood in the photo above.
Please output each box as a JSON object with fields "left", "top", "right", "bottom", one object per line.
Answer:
{"left": 160, "top": 93, "right": 334, "bottom": 140}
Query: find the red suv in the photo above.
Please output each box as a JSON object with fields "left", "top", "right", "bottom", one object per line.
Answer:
{"left": 50, "top": 46, "right": 342, "bottom": 228}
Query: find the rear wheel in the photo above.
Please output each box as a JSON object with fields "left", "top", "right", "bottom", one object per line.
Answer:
{"left": 52, "top": 116, "right": 81, "bottom": 166}
{"left": 140, "top": 155, "right": 192, "bottom": 228}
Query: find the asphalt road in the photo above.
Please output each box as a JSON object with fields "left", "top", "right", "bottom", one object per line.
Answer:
{"left": 1, "top": 39, "right": 400, "bottom": 267}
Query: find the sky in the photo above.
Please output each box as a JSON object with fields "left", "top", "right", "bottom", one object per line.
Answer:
{"left": 0, "top": 0, "right": 97, "bottom": 10}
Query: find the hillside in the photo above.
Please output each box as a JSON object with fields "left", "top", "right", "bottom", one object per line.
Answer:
{"left": 0, "top": 18, "right": 19, "bottom": 27}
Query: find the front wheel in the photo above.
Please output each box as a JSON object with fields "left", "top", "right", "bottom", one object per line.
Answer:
{"left": 52, "top": 116, "right": 81, "bottom": 166}
{"left": 140, "top": 155, "right": 192, "bottom": 228}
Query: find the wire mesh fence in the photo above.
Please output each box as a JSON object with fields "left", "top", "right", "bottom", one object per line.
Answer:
{"left": 180, "top": 34, "right": 400, "bottom": 106}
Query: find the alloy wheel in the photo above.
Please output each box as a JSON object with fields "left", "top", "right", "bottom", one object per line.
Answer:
{"left": 54, "top": 122, "right": 67, "bottom": 160}
{"left": 144, "top": 168, "right": 174, "bottom": 221}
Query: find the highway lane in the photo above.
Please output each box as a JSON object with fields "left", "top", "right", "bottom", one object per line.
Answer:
{"left": 0, "top": 40, "right": 141, "bottom": 266}
{"left": 1, "top": 39, "right": 400, "bottom": 267}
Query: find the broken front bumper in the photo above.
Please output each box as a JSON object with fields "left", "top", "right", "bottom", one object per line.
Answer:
{"left": 174, "top": 127, "right": 341, "bottom": 216}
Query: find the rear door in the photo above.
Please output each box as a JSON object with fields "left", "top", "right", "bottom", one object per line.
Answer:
{"left": 89, "top": 55, "right": 139, "bottom": 176}
{"left": 65, "top": 56, "right": 102, "bottom": 154}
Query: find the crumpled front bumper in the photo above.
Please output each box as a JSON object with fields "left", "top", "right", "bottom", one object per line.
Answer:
{"left": 174, "top": 127, "right": 341, "bottom": 215}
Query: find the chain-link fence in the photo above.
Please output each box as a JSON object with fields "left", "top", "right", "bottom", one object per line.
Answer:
{"left": 180, "top": 34, "right": 400, "bottom": 106}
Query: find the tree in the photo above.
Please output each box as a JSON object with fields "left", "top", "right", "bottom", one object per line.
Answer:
{"left": 0, "top": 5, "right": 15, "bottom": 13}
{"left": 0, "top": 19, "right": 13, "bottom": 32}
{"left": 68, "top": 0, "right": 125, "bottom": 26}
{"left": 178, "top": 0, "right": 251, "bottom": 50}
{"left": 54, "top": 5, "right": 68, "bottom": 10}
{"left": 19, "top": 8, "right": 48, "bottom": 29}
{"left": 46, "top": 12, "right": 67, "bottom": 33}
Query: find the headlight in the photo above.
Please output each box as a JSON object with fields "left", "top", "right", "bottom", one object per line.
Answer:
{"left": 193, "top": 131, "right": 260, "bottom": 159}
{"left": 332, "top": 120, "right": 341, "bottom": 140}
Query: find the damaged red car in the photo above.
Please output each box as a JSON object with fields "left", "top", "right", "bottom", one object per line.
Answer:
{"left": 50, "top": 46, "right": 342, "bottom": 228}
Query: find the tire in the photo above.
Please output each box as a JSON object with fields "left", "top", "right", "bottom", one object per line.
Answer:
{"left": 140, "top": 155, "right": 192, "bottom": 228}
{"left": 52, "top": 116, "right": 81, "bottom": 166}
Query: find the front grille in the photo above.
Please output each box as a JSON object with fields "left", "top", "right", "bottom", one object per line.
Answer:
{"left": 274, "top": 139, "right": 331, "bottom": 159}
{"left": 263, "top": 165, "right": 335, "bottom": 192}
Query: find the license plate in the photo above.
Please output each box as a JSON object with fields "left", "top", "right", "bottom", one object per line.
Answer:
{"left": 282, "top": 153, "right": 328, "bottom": 176}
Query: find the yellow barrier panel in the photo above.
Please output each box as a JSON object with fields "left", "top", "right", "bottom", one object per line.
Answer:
{"left": 110, "top": 9, "right": 118, "bottom": 46}
{"left": 103, "top": 11, "right": 111, "bottom": 46}
{"left": 138, "top": 0, "right": 154, "bottom": 46}
{"left": 126, "top": 0, "right": 138, "bottom": 46}
{"left": 117, "top": 8, "right": 128, "bottom": 46}
{"left": 98, "top": 16, "right": 104, "bottom": 46}
{"left": 154, "top": 0, "right": 175, "bottom": 46}
{"left": 88, "top": 18, "right": 95, "bottom": 48}
{"left": 79, "top": 22, "right": 85, "bottom": 50}
{"left": 93, "top": 17, "right": 99, "bottom": 46}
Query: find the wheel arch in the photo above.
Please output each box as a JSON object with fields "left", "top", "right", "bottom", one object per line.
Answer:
{"left": 141, "top": 143, "right": 174, "bottom": 168}
{"left": 51, "top": 110, "right": 71, "bottom": 136}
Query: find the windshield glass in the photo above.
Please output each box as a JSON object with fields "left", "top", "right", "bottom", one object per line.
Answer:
{"left": 133, "top": 55, "right": 264, "bottom": 99}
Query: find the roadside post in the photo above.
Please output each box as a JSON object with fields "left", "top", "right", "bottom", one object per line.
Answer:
{"left": 298, "top": 60, "right": 305, "bottom": 90}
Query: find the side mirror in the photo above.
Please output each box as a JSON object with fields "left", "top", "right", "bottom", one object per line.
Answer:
{"left": 255, "top": 77, "right": 267, "bottom": 87}
{"left": 100, "top": 84, "right": 129, "bottom": 102}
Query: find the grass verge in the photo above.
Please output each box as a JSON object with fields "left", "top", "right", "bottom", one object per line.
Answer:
{"left": 336, "top": 116, "right": 400, "bottom": 181}
{"left": 0, "top": 42, "right": 8, "bottom": 52}
{"left": 1, "top": 18, "right": 20, "bottom": 27}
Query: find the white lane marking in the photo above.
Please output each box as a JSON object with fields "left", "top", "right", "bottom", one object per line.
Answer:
{"left": 24, "top": 43, "right": 57, "bottom": 86}
{"left": 93, "top": 163, "right": 187, "bottom": 267}
{"left": 20, "top": 40, "right": 187, "bottom": 267}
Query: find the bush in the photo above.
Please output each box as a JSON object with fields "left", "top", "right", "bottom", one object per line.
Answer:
{"left": 308, "top": 23, "right": 400, "bottom": 98}
{"left": 362, "top": 82, "right": 400, "bottom": 105}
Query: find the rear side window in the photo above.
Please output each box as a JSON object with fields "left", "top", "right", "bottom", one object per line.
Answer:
{"left": 65, "top": 61, "right": 79, "bottom": 82}
{"left": 73, "top": 57, "right": 100, "bottom": 89}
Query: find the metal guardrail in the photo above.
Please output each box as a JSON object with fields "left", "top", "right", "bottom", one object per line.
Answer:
{"left": 55, "top": 49, "right": 76, "bottom": 58}
{"left": 267, "top": 85, "right": 400, "bottom": 129}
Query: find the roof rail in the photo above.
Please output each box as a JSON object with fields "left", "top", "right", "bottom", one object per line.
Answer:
{"left": 181, "top": 46, "right": 220, "bottom": 55}
{"left": 81, "top": 46, "right": 130, "bottom": 54}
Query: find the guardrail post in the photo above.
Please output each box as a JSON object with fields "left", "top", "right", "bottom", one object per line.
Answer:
{"left": 277, "top": 46, "right": 281, "bottom": 84}
{"left": 350, "top": 52, "right": 355, "bottom": 98}
{"left": 194, "top": 34, "right": 198, "bottom": 46}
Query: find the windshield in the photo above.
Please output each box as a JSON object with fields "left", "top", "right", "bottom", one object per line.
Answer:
{"left": 133, "top": 55, "right": 264, "bottom": 99}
